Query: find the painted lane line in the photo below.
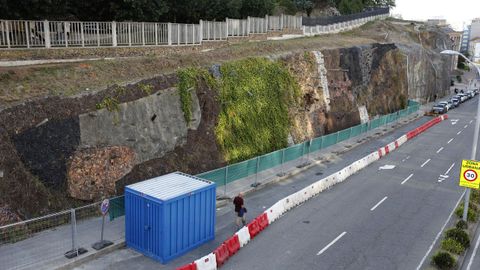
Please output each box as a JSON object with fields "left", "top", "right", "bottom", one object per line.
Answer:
{"left": 421, "top": 159, "right": 431, "bottom": 168}
{"left": 445, "top": 163, "right": 455, "bottom": 175}
{"left": 436, "top": 147, "right": 444, "bottom": 154}
{"left": 466, "top": 228, "right": 480, "bottom": 270}
{"left": 401, "top": 174, "right": 414, "bottom": 185}
{"left": 415, "top": 190, "right": 466, "bottom": 270}
{"left": 317, "top": 232, "right": 347, "bottom": 255}
{"left": 370, "top": 196, "right": 388, "bottom": 211}
{"left": 447, "top": 138, "right": 454, "bottom": 144}
{"left": 465, "top": 125, "right": 469, "bottom": 129}
{"left": 470, "top": 120, "right": 474, "bottom": 124}
{"left": 458, "top": 131, "right": 462, "bottom": 135}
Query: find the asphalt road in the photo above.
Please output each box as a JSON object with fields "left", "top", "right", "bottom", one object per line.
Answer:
{"left": 73, "top": 96, "right": 478, "bottom": 270}
{"left": 222, "top": 97, "right": 478, "bottom": 270}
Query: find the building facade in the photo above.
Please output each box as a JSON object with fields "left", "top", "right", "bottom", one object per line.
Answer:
{"left": 461, "top": 25, "right": 471, "bottom": 54}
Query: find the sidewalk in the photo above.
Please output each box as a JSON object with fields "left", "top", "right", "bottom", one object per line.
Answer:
{"left": 0, "top": 108, "right": 428, "bottom": 270}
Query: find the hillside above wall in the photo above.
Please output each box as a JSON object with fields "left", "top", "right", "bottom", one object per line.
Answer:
{"left": 0, "top": 18, "right": 456, "bottom": 223}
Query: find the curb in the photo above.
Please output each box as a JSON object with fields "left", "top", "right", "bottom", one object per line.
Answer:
{"left": 55, "top": 241, "right": 126, "bottom": 270}
{"left": 178, "top": 114, "right": 447, "bottom": 270}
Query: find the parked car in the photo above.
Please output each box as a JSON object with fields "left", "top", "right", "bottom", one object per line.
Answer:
{"left": 468, "top": 91, "right": 475, "bottom": 98}
{"left": 451, "top": 97, "right": 460, "bottom": 107}
{"left": 432, "top": 103, "right": 447, "bottom": 114}
{"left": 457, "top": 94, "right": 467, "bottom": 102}
{"left": 438, "top": 101, "right": 452, "bottom": 111}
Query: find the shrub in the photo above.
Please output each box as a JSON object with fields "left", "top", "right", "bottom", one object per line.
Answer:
{"left": 432, "top": 251, "right": 456, "bottom": 269}
{"left": 441, "top": 238, "right": 465, "bottom": 254}
{"left": 471, "top": 190, "right": 480, "bottom": 204}
{"left": 445, "top": 228, "right": 470, "bottom": 249}
{"left": 456, "top": 220, "right": 468, "bottom": 230}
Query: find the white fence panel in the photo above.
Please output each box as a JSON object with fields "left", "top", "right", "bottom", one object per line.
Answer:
{"left": 202, "top": 21, "right": 227, "bottom": 41}
{"left": 268, "top": 16, "right": 282, "bottom": 31}
{"left": 248, "top": 17, "right": 266, "bottom": 34}
{"left": 227, "top": 19, "right": 248, "bottom": 37}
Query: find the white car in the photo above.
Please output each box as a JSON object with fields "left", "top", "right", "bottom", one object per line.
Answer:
{"left": 438, "top": 101, "right": 451, "bottom": 111}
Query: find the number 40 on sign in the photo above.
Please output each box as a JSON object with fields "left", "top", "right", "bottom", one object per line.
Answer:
{"left": 459, "top": 160, "right": 480, "bottom": 189}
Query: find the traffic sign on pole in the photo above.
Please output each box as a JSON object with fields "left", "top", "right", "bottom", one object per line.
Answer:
{"left": 459, "top": 160, "right": 480, "bottom": 189}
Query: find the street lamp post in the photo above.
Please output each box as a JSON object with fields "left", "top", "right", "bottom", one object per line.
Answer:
{"left": 441, "top": 50, "right": 480, "bottom": 221}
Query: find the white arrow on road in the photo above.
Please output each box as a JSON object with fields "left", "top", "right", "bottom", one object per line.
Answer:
{"left": 451, "top": 119, "right": 459, "bottom": 125}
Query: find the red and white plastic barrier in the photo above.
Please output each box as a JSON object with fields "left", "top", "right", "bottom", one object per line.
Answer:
{"left": 177, "top": 115, "right": 447, "bottom": 270}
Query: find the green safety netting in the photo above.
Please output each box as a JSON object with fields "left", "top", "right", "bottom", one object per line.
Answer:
{"left": 284, "top": 143, "right": 305, "bottom": 162}
{"left": 259, "top": 150, "right": 284, "bottom": 171}
{"left": 337, "top": 129, "right": 351, "bottom": 142}
{"left": 109, "top": 196, "right": 125, "bottom": 221}
{"left": 109, "top": 102, "right": 421, "bottom": 220}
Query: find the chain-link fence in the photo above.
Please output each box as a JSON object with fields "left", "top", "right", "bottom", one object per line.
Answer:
{"left": 0, "top": 196, "right": 125, "bottom": 270}
{"left": 302, "top": 7, "right": 389, "bottom": 26}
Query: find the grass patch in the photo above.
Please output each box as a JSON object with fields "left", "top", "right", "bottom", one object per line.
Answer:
{"left": 456, "top": 220, "right": 468, "bottom": 230}
{"left": 216, "top": 57, "right": 301, "bottom": 163}
{"left": 455, "top": 204, "right": 478, "bottom": 222}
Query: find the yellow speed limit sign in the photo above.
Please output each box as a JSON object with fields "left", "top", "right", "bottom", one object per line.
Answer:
{"left": 460, "top": 160, "right": 480, "bottom": 189}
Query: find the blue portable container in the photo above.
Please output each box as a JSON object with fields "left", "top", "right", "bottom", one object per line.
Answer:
{"left": 125, "top": 172, "right": 216, "bottom": 263}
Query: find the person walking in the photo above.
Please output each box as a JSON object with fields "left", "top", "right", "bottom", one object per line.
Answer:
{"left": 233, "top": 192, "right": 247, "bottom": 229}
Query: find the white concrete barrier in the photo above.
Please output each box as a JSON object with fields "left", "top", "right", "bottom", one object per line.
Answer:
{"left": 235, "top": 226, "right": 251, "bottom": 247}
{"left": 195, "top": 253, "right": 217, "bottom": 270}
{"left": 265, "top": 201, "right": 284, "bottom": 224}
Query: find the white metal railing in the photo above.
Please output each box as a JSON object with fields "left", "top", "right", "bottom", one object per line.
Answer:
{"left": 0, "top": 12, "right": 392, "bottom": 49}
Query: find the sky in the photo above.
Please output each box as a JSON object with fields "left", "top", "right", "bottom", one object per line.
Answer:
{"left": 391, "top": 0, "right": 479, "bottom": 31}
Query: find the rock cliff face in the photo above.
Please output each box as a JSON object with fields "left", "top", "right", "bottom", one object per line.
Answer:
{"left": 0, "top": 29, "right": 454, "bottom": 220}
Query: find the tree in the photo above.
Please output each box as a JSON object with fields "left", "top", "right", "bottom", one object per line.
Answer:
{"left": 241, "top": 0, "right": 275, "bottom": 17}
{"left": 294, "top": 0, "right": 314, "bottom": 16}
{"left": 338, "top": 0, "right": 364, "bottom": 14}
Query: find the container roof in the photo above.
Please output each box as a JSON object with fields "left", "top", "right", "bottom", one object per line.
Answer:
{"left": 126, "top": 172, "right": 214, "bottom": 201}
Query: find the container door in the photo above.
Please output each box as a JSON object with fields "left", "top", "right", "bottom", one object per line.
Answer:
{"left": 144, "top": 200, "right": 153, "bottom": 255}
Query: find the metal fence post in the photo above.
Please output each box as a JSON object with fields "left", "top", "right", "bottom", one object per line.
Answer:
{"left": 336, "top": 131, "right": 339, "bottom": 143}
{"left": 154, "top": 23, "right": 158, "bottom": 46}
{"left": 280, "top": 14, "right": 284, "bottom": 29}
{"left": 43, "top": 20, "right": 51, "bottom": 48}
{"left": 184, "top": 24, "right": 187, "bottom": 45}
{"left": 4, "top": 21, "right": 11, "bottom": 48}
{"left": 199, "top": 20, "right": 203, "bottom": 43}
{"left": 24, "top": 21, "right": 30, "bottom": 48}
{"left": 64, "top": 22, "right": 68, "bottom": 47}
{"left": 281, "top": 148, "right": 286, "bottom": 176}
{"left": 247, "top": 17, "right": 251, "bottom": 35}
{"left": 224, "top": 165, "right": 228, "bottom": 196}
{"left": 80, "top": 22, "right": 85, "bottom": 47}
{"left": 225, "top": 18, "right": 229, "bottom": 37}
{"left": 192, "top": 23, "right": 196, "bottom": 44}
{"left": 265, "top": 15, "right": 268, "bottom": 32}
{"left": 64, "top": 208, "right": 86, "bottom": 258}
{"left": 167, "top": 23, "right": 172, "bottom": 45}
{"left": 252, "top": 157, "right": 260, "bottom": 188}
{"left": 112, "top": 21, "right": 117, "bottom": 47}
{"left": 96, "top": 22, "right": 100, "bottom": 46}
{"left": 141, "top": 22, "right": 145, "bottom": 46}
{"left": 128, "top": 22, "right": 131, "bottom": 46}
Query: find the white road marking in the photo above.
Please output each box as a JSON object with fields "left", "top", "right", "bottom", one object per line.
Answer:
{"left": 421, "top": 159, "right": 431, "bottom": 168}
{"left": 470, "top": 120, "right": 474, "bottom": 124}
{"left": 379, "top": 165, "right": 396, "bottom": 170}
{"left": 447, "top": 138, "right": 454, "bottom": 144}
{"left": 445, "top": 163, "right": 455, "bottom": 175}
{"left": 466, "top": 229, "right": 480, "bottom": 270}
{"left": 415, "top": 190, "right": 466, "bottom": 270}
{"left": 317, "top": 232, "right": 347, "bottom": 255}
{"left": 401, "top": 174, "right": 414, "bottom": 185}
{"left": 436, "top": 147, "right": 444, "bottom": 154}
{"left": 458, "top": 131, "right": 462, "bottom": 135}
{"left": 370, "top": 196, "right": 388, "bottom": 211}
{"left": 438, "top": 175, "right": 449, "bottom": 183}
{"left": 465, "top": 125, "right": 469, "bottom": 129}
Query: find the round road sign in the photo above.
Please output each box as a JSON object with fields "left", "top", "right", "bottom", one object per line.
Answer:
{"left": 100, "top": 199, "right": 110, "bottom": 215}
{"left": 464, "top": 170, "right": 478, "bottom": 182}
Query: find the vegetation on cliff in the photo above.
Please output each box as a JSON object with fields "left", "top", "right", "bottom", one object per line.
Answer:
{"left": 216, "top": 58, "right": 301, "bottom": 163}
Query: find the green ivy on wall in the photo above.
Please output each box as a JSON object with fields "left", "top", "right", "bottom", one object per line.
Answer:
{"left": 216, "top": 57, "right": 301, "bottom": 163}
